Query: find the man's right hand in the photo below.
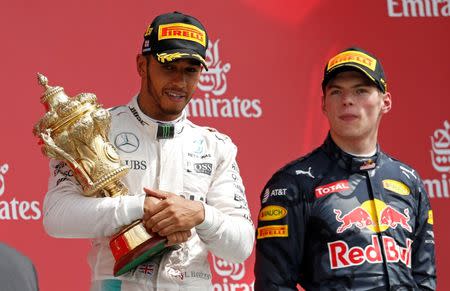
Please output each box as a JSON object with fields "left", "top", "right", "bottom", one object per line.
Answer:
{"left": 143, "top": 196, "right": 192, "bottom": 246}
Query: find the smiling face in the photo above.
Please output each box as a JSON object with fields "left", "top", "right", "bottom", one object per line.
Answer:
{"left": 322, "top": 70, "right": 392, "bottom": 153}
{"left": 136, "top": 55, "right": 202, "bottom": 121}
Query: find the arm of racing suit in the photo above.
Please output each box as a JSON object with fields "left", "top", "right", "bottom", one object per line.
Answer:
{"left": 254, "top": 171, "right": 305, "bottom": 291}
{"left": 195, "top": 138, "right": 254, "bottom": 263}
{"left": 411, "top": 176, "right": 436, "bottom": 290}
{"left": 43, "top": 159, "right": 145, "bottom": 238}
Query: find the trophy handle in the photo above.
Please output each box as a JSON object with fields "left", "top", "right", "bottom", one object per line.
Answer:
{"left": 40, "top": 130, "right": 94, "bottom": 186}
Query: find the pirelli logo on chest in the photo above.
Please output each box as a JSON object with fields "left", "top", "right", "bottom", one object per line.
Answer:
{"left": 315, "top": 180, "right": 350, "bottom": 198}
{"left": 158, "top": 23, "right": 206, "bottom": 47}
{"left": 257, "top": 225, "right": 288, "bottom": 239}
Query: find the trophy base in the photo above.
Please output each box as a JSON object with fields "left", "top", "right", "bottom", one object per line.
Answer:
{"left": 113, "top": 237, "right": 169, "bottom": 277}
{"left": 110, "top": 220, "right": 169, "bottom": 277}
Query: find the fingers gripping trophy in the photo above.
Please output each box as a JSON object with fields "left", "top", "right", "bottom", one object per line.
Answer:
{"left": 33, "top": 73, "right": 167, "bottom": 276}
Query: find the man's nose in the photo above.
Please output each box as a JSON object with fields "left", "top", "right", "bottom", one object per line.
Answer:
{"left": 172, "top": 70, "right": 187, "bottom": 86}
{"left": 341, "top": 92, "right": 354, "bottom": 106}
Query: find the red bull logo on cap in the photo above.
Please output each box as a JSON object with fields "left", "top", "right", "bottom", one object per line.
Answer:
{"left": 334, "top": 199, "right": 412, "bottom": 234}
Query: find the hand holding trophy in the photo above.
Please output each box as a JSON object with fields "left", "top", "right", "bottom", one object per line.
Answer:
{"left": 33, "top": 73, "right": 168, "bottom": 276}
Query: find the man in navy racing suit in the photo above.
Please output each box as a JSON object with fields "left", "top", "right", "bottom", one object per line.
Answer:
{"left": 254, "top": 47, "right": 436, "bottom": 290}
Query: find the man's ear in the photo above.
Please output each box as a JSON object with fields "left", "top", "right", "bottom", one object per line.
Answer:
{"left": 381, "top": 92, "right": 392, "bottom": 113}
{"left": 136, "top": 54, "right": 148, "bottom": 77}
{"left": 321, "top": 95, "right": 327, "bottom": 113}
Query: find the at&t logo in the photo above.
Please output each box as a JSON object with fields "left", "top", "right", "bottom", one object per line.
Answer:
{"left": 212, "top": 254, "right": 254, "bottom": 291}
{"left": 0, "top": 163, "right": 41, "bottom": 220}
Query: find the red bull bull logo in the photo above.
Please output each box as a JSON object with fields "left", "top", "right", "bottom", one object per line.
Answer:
{"left": 328, "top": 235, "right": 412, "bottom": 269}
{"left": 334, "top": 208, "right": 374, "bottom": 233}
{"left": 379, "top": 206, "right": 412, "bottom": 232}
{"left": 334, "top": 199, "right": 412, "bottom": 233}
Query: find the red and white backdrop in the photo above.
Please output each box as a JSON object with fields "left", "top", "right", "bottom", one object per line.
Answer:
{"left": 0, "top": 0, "right": 449, "bottom": 290}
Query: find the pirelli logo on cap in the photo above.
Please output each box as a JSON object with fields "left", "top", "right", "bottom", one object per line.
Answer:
{"left": 257, "top": 225, "right": 288, "bottom": 239}
{"left": 158, "top": 23, "right": 206, "bottom": 47}
{"left": 327, "top": 51, "right": 376, "bottom": 72}
{"left": 382, "top": 179, "right": 410, "bottom": 196}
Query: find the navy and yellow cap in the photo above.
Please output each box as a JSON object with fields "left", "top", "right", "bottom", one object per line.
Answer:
{"left": 142, "top": 11, "right": 209, "bottom": 70}
{"left": 322, "top": 47, "right": 387, "bottom": 93}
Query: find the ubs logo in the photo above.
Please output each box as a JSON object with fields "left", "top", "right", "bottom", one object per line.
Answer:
{"left": 115, "top": 132, "right": 140, "bottom": 153}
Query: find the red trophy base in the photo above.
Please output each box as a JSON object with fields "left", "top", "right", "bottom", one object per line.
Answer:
{"left": 110, "top": 220, "right": 169, "bottom": 276}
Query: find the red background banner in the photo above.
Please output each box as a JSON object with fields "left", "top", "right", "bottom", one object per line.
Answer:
{"left": 0, "top": 0, "right": 449, "bottom": 290}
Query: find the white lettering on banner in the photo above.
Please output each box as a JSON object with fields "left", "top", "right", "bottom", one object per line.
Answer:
{"left": 0, "top": 163, "right": 42, "bottom": 220}
{"left": 0, "top": 163, "right": 8, "bottom": 196}
{"left": 424, "top": 120, "right": 450, "bottom": 199}
{"left": 187, "top": 39, "right": 263, "bottom": 118}
{"left": 328, "top": 235, "right": 412, "bottom": 269}
{"left": 212, "top": 255, "right": 254, "bottom": 291}
{"left": 387, "top": 0, "right": 450, "bottom": 17}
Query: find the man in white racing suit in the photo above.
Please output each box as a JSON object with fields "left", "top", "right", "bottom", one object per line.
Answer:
{"left": 42, "top": 11, "right": 254, "bottom": 291}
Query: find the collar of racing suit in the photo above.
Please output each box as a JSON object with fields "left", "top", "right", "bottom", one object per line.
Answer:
{"left": 322, "top": 133, "right": 381, "bottom": 173}
{"left": 127, "top": 95, "right": 186, "bottom": 139}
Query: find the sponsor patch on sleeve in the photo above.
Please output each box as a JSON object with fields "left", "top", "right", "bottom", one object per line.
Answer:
{"left": 382, "top": 179, "right": 410, "bottom": 195}
{"left": 258, "top": 205, "right": 287, "bottom": 221}
{"left": 428, "top": 210, "right": 433, "bottom": 225}
{"left": 257, "top": 225, "right": 288, "bottom": 239}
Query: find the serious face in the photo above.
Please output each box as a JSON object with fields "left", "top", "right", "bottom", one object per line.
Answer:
{"left": 322, "top": 70, "right": 391, "bottom": 144}
{"left": 138, "top": 55, "right": 202, "bottom": 121}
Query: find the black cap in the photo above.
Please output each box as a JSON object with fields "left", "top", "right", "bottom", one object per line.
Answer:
{"left": 322, "top": 47, "right": 387, "bottom": 93}
{"left": 142, "top": 12, "right": 209, "bottom": 70}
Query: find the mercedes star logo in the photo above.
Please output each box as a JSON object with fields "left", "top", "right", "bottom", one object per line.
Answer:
{"left": 114, "top": 132, "right": 140, "bottom": 153}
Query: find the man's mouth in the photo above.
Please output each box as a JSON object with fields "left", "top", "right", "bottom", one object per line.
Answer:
{"left": 339, "top": 114, "right": 359, "bottom": 121}
{"left": 165, "top": 90, "right": 186, "bottom": 101}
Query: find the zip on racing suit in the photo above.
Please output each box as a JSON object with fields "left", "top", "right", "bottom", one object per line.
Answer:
{"left": 43, "top": 95, "right": 254, "bottom": 291}
{"left": 254, "top": 135, "right": 436, "bottom": 291}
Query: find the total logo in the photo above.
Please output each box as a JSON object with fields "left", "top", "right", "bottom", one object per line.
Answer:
{"left": 334, "top": 199, "right": 412, "bottom": 234}
{"left": 186, "top": 39, "right": 263, "bottom": 118}
{"left": 0, "top": 163, "right": 41, "bottom": 220}
{"left": 424, "top": 120, "right": 450, "bottom": 199}
{"left": 212, "top": 255, "right": 254, "bottom": 291}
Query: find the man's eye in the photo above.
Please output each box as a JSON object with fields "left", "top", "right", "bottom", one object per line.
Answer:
{"left": 329, "top": 90, "right": 340, "bottom": 96}
{"left": 163, "top": 65, "right": 174, "bottom": 71}
{"left": 186, "top": 67, "right": 200, "bottom": 73}
{"left": 356, "top": 88, "right": 368, "bottom": 95}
